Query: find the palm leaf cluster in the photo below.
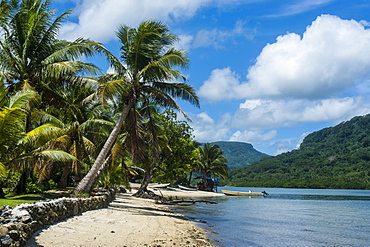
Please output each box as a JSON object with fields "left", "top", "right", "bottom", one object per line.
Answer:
{"left": 196, "top": 143, "right": 228, "bottom": 190}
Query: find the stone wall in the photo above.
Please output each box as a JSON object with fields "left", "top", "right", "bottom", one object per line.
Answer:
{"left": 0, "top": 189, "right": 116, "bottom": 247}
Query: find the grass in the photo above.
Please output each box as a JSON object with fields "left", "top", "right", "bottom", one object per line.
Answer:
{"left": 0, "top": 189, "right": 73, "bottom": 208}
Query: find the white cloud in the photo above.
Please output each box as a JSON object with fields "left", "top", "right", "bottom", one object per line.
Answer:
{"left": 233, "top": 97, "right": 370, "bottom": 129}
{"left": 230, "top": 130, "right": 277, "bottom": 142}
{"left": 247, "top": 15, "right": 370, "bottom": 99}
{"left": 198, "top": 68, "right": 242, "bottom": 101}
{"left": 192, "top": 20, "right": 254, "bottom": 49}
{"left": 199, "top": 15, "right": 370, "bottom": 101}
{"left": 175, "top": 34, "right": 194, "bottom": 51}
{"left": 271, "top": 0, "right": 334, "bottom": 17}
{"left": 187, "top": 96, "right": 370, "bottom": 155}
{"left": 192, "top": 29, "right": 226, "bottom": 49}
{"left": 186, "top": 112, "right": 230, "bottom": 142}
{"left": 197, "top": 112, "right": 214, "bottom": 124}
{"left": 59, "top": 0, "right": 211, "bottom": 42}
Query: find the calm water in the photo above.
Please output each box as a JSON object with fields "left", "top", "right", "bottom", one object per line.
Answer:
{"left": 173, "top": 187, "right": 370, "bottom": 247}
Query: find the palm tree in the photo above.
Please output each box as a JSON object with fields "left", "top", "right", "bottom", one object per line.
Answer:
{"left": 0, "top": 85, "right": 77, "bottom": 194}
{"left": 0, "top": 0, "right": 103, "bottom": 109}
{"left": 73, "top": 20, "right": 200, "bottom": 194}
{"left": 196, "top": 143, "right": 228, "bottom": 191}
{"left": 0, "top": 0, "right": 110, "bottom": 193}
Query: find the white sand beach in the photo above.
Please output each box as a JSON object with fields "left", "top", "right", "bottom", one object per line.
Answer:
{"left": 26, "top": 189, "right": 224, "bottom": 247}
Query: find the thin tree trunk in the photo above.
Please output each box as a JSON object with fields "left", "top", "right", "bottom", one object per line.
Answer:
{"left": 12, "top": 169, "right": 28, "bottom": 194}
{"left": 187, "top": 171, "right": 193, "bottom": 187}
{"left": 133, "top": 166, "right": 154, "bottom": 197}
{"left": 0, "top": 181, "right": 5, "bottom": 199}
{"left": 58, "top": 162, "right": 72, "bottom": 189}
{"left": 73, "top": 103, "right": 132, "bottom": 194}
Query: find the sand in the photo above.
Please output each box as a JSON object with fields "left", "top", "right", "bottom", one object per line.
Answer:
{"left": 26, "top": 189, "right": 224, "bottom": 247}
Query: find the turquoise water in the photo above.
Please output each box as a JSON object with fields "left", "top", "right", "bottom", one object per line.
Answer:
{"left": 173, "top": 187, "right": 370, "bottom": 247}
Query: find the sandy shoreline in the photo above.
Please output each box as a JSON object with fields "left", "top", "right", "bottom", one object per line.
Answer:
{"left": 26, "top": 189, "right": 224, "bottom": 247}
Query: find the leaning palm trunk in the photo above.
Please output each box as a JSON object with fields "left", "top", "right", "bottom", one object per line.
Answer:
{"left": 73, "top": 103, "right": 132, "bottom": 193}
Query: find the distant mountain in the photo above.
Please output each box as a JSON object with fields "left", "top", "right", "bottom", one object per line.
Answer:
{"left": 227, "top": 114, "right": 370, "bottom": 189}
{"left": 210, "top": 141, "right": 269, "bottom": 170}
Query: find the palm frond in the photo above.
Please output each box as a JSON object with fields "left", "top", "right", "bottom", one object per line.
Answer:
{"left": 35, "top": 149, "right": 77, "bottom": 162}
{"left": 21, "top": 123, "right": 64, "bottom": 147}
{"left": 149, "top": 81, "right": 200, "bottom": 107}
{"left": 8, "top": 90, "right": 39, "bottom": 109}
{"left": 32, "top": 110, "right": 65, "bottom": 127}
{"left": 140, "top": 85, "right": 192, "bottom": 121}
{"left": 95, "top": 78, "right": 129, "bottom": 104}
{"left": 0, "top": 107, "right": 26, "bottom": 146}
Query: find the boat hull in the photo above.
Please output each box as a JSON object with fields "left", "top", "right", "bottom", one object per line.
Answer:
{"left": 178, "top": 185, "right": 197, "bottom": 191}
{"left": 129, "top": 183, "right": 170, "bottom": 189}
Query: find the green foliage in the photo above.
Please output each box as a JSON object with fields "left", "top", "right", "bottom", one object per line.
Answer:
{"left": 227, "top": 114, "right": 370, "bottom": 189}
{"left": 25, "top": 178, "right": 43, "bottom": 194}
{"left": 0, "top": 191, "right": 73, "bottom": 207}
{"left": 152, "top": 110, "right": 198, "bottom": 184}
{"left": 210, "top": 141, "right": 269, "bottom": 169}
{"left": 195, "top": 143, "right": 228, "bottom": 190}
{"left": 98, "top": 163, "right": 130, "bottom": 189}
{"left": 73, "top": 192, "right": 90, "bottom": 198}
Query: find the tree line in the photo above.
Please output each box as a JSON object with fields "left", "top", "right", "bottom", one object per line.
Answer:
{"left": 0, "top": 0, "right": 228, "bottom": 198}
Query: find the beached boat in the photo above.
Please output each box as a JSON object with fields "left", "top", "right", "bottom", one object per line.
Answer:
{"left": 129, "top": 182, "right": 170, "bottom": 189}
{"left": 221, "top": 189, "right": 268, "bottom": 196}
{"left": 178, "top": 185, "right": 197, "bottom": 191}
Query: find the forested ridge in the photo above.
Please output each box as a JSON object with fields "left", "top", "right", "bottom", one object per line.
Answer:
{"left": 210, "top": 141, "right": 268, "bottom": 169}
{"left": 227, "top": 114, "right": 370, "bottom": 189}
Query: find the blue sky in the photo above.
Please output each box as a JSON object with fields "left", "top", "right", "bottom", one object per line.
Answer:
{"left": 51, "top": 0, "right": 370, "bottom": 155}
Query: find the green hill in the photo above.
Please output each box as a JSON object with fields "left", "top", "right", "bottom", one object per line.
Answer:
{"left": 227, "top": 114, "right": 370, "bottom": 189}
{"left": 210, "top": 141, "right": 269, "bottom": 170}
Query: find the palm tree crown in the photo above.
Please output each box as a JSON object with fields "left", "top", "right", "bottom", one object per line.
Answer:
{"left": 196, "top": 143, "right": 228, "bottom": 190}
{"left": 73, "top": 20, "right": 200, "bottom": 194}
{"left": 0, "top": 0, "right": 101, "bottom": 109}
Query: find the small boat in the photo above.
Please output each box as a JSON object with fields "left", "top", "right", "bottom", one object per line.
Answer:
{"left": 178, "top": 185, "right": 197, "bottom": 191}
{"left": 148, "top": 183, "right": 170, "bottom": 188}
{"left": 129, "top": 182, "right": 170, "bottom": 189}
{"left": 221, "top": 189, "right": 268, "bottom": 196}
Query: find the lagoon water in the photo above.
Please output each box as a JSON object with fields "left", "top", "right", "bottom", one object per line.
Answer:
{"left": 173, "top": 187, "right": 370, "bottom": 247}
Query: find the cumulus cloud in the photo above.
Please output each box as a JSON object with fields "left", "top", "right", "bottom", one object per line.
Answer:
{"left": 232, "top": 97, "right": 370, "bottom": 129}
{"left": 59, "top": 0, "right": 211, "bottom": 42}
{"left": 198, "top": 68, "right": 243, "bottom": 101}
{"left": 230, "top": 130, "right": 277, "bottom": 142}
{"left": 199, "top": 15, "right": 370, "bottom": 101}
{"left": 186, "top": 112, "right": 230, "bottom": 143}
{"left": 186, "top": 95, "right": 370, "bottom": 154}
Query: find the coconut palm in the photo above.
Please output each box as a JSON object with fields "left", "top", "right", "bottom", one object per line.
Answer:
{"left": 196, "top": 143, "right": 228, "bottom": 191}
{"left": 30, "top": 81, "right": 115, "bottom": 189}
{"left": 73, "top": 20, "right": 200, "bottom": 194}
{"left": 0, "top": 0, "right": 112, "bottom": 193}
{"left": 0, "top": 0, "right": 103, "bottom": 109}
{"left": 0, "top": 85, "right": 77, "bottom": 193}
